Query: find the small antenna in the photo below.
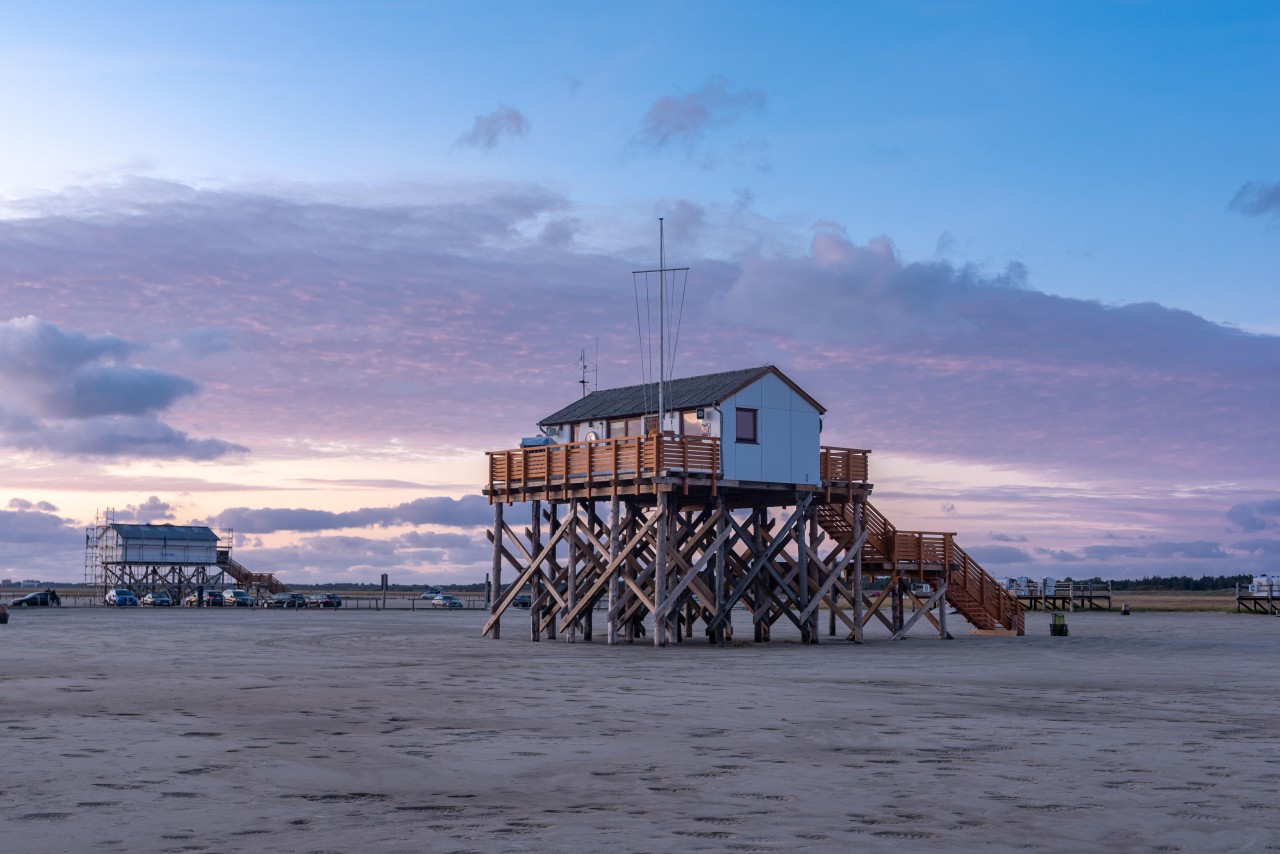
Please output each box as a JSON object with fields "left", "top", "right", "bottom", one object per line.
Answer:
{"left": 577, "top": 348, "right": 597, "bottom": 398}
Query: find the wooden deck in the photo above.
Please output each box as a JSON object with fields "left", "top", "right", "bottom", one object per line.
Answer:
{"left": 1237, "top": 582, "right": 1280, "bottom": 615}
{"left": 485, "top": 435, "right": 870, "bottom": 504}
{"left": 1012, "top": 580, "right": 1113, "bottom": 612}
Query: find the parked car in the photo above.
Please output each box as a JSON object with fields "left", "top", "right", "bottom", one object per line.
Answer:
{"left": 183, "top": 590, "right": 224, "bottom": 607}
{"left": 105, "top": 588, "right": 139, "bottom": 607}
{"left": 142, "top": 591, "right": 173, "bottom": 607}
{"left": 418, "top": 588, "right": 443, "bottom": 600}
{"left": 222, "top": 589, "right": 254, "bottom": 607}
{"left": 512, "top": 594, "right": 532, "bottom": 609}
{"left": 430, "top": 594, "right": 464, "bottom": 609}
{"left": 308, "top": 593, "right": 342, "bottom": 608}
{"left": 10, "top": 589, "right": 61, "bottom": 607}
{"left": 266, "top": 592, "right": 308, "bottom": 609}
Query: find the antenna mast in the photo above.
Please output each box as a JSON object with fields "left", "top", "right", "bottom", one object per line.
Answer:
{"left": 577, "top": 348, "right": 596, "bottom": 398}
{"left": 633, "top": 218, "right": 688, "bottom": 435}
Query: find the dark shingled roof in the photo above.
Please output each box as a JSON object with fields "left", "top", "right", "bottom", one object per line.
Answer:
{"left": 539, "top": 365, "right": 824, "bottom": 426}
{"left": 108, "top": 523, "right": 219, "bottom": 541}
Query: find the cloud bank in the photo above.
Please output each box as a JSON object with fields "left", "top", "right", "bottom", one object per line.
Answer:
{"left": 0, "top": 315, "right": 247, "bottom": 460}
{"left": 3, "top": 177, "right": 1278, "bottom": 581}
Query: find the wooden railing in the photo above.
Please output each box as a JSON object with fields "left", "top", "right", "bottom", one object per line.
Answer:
{"left": 812, "top": 500, "right": 1024, "bottom": 635}
{"left": 218, "top": 552, "right": 290, "bottom": 594}
{"left": 820, "top": 446, "right": 870, "bottom": 482}
{"left": 487, "top": 434, "right": 720, "bottom": 500}
{"left": 946, "top": 544, "right": 1024, "bottom": 634}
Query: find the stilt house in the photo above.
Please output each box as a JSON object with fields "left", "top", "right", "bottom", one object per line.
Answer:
{"left": 482, "top": 364, "right": 1024, "bottom": 647}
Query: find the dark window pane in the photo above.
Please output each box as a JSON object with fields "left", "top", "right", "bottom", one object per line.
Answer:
{"left": 736, "top": 408, "right": 757, "bottom": 443}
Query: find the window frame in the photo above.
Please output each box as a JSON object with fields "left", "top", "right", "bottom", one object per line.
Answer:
{"left": 735, "top": 408, "right": 758, "bottom": 444}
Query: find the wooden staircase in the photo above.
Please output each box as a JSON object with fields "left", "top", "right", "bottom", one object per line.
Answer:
{"left": 217, "top": 550, "right": 290, "bottom": 595}
{"left": 815, "top": 500, "right": 1024, "bottom": 636}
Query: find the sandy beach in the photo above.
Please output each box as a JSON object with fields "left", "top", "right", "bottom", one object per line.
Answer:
{"left": 2, "top": 606, "right": 1278, "bottom": 853}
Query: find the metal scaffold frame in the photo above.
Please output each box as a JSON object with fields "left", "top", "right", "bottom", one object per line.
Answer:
{"left": 84, "top": 509, "right": 234, "bottom": 603}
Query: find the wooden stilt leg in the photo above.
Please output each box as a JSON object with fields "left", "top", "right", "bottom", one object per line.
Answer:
{"left": 797, "top": 494, "right": 811, "bottom": 644}
{"left": 530, "top": 500, "right": 541, "bottom": 642}
{"left": 714, "top": 495, "right": 727, "bottom": 646}
{"left": 852, "top": 503, "right": 864, "bottom": 643}
{"left": 546, "top": 504, "right": 558, "bottom": 641}
{"left": 488, "top": 502, "right": 503, "bottom": 640}
{"left": 566, "top": 501, "right": 578, "bottom": 644}
{"left": 607, "top": 495, "right": 619, "bottom": 645}
{"left": 655, "top": 494, "right": 668, "bottom": 648}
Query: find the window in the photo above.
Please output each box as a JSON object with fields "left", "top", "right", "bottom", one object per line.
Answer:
{"left": 681, "top": 410, "right": 702, "bottom": 436}
{"left": 609, "top": 420, "right": 627, "bottom": 438}
{"left": 735, "top": 408, "right": 758, "bottom": 443}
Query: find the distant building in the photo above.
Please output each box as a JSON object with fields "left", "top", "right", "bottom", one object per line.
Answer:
{"left": 21, "top": 579, "right": 42, "bottom": 587}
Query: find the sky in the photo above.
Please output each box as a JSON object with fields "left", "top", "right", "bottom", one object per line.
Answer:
{"left": 0, "top": 0, "right": 1278, "bottom": 587}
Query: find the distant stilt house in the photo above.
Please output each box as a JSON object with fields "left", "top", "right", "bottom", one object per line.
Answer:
{"left": 85, "top": 512, "right": 289, "bottom": 603}
{"left": 483, "top": 365, "right": 1023, "bottom": 646}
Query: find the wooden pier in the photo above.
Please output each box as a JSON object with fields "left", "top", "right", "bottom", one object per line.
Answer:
{"left": 1236, "top": 582, "right": 1280, "bottom": 615}
{"left": 1011, "top": 580, "right": 1113, "bottom": 612}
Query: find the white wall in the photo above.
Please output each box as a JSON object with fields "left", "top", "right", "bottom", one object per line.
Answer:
{"left": 720, "top": 372, "right": 820, "bottom": 485}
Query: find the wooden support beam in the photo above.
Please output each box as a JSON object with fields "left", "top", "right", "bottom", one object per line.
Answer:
{"left": 481, "top": 512, "right": 573, "bottom": 636}
{"left": 707, "top": 502, "right": 808, "bottom": 635}
{"left": 892, "top": 586, "right": 947, "bottom": 640}
{"left": 487, "top": 502, "right": 503, "bottom": 639}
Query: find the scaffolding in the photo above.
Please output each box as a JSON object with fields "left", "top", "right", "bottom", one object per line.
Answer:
{"left": 84, "top": 509, "right": 233, "bottom": 603}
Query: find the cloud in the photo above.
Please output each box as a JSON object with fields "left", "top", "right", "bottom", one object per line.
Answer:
{"left": 238, "top": 530, "right": 490, "bottom": 584}
{"left": 457, "top": 105, "right": 530, "bottom": 151}
{"left": 634, "top": 76, "right": 765, "bottom": 151}
{"left": 1227, "top": 499, "right": 1280, "bottom": 532}
{"left": 2, "top": 176, "right": 1280, "bottom": 588}
{"left": 1232, "top": 539, "right": 1280, "bottom": 556}
{"left": 989, "top": 532, "right": 1028, "bottom": 543}
{"left": 965, "top": 545, "right": 1033, "bottom": 564}
{"left": 0, "top": 502, "right": 75, "bottom": 543}
{"left": 1228, "top": 180, "right": 1280, "bottom": 221}
{"left": 0, "top": 315, "right": 246, "bottom": 460}
{"left": 8, "top": 498, "right": 58, "bottom": 512}
{"left": 208, "top": 494, "right": 491, "bottom": 533}
{"left": 116, "top": 495, "right": 176, "bottom": 523}
{"left": 716, "top": 230, "right": 1280, "bottom": 481}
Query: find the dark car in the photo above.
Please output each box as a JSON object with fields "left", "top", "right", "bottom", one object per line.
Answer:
{"left": 222, "top": 589, "right": 255, "bottom": 607}
{"left": 308, "top": 593, "right": 342, "bottom": 608}
{"left": 10, "top": 589, "right": 61, "bottom": 607}
{"left": 512, "top": 594, "right": 532, "bottom": 609}
{"left": 266, "top": 592, "right": 308, "bottom": 609}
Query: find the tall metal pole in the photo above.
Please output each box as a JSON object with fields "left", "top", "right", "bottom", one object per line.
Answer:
{"left": 658, "top": 217, "right": 664, "bottom": 435}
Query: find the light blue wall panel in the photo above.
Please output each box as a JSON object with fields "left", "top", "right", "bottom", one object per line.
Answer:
{"left": 717, "top": 371, "right": 821, "bottom": 485}
{"left": 760, "top": 407, "right": 791, "bottom": 481}
{"left": 760, "top": 373, "right": 791, "bottom": 409}
{"left": 790, "top": 410, "right": 821, "bottom": 484}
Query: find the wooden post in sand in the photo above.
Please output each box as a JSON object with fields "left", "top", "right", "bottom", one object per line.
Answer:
{"left": 566, "top": 500, "right": 578, "bottom": 644}
{"left": 546, "top": 504, "right": 558, "bottom": 641}
{"left": 852, "top": 503, "right": 864, "bottom": 643}
{"left": 654, "top": 493, "right": 668, "bottom": 648}
{"left": 488, "top": 502, "right": 503, "bottom": 640}
{"left": 713, "top": 495, "right": 726, "bottom": 646}
{"left": 530, "top": 500, "right": 542, "bottom": 642}
{"left": 938, "top": 575, "right": 949, "bottom": 640}
{"left": 797, "top": 494, "right": 811, "bottom": 644}
{"left": 607, "top": 495, "right": 620, "bottom": 645}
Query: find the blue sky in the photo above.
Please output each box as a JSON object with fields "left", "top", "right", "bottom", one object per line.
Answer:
{"left": 0, "top": 1, "right": 1278, "bottom": 584}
